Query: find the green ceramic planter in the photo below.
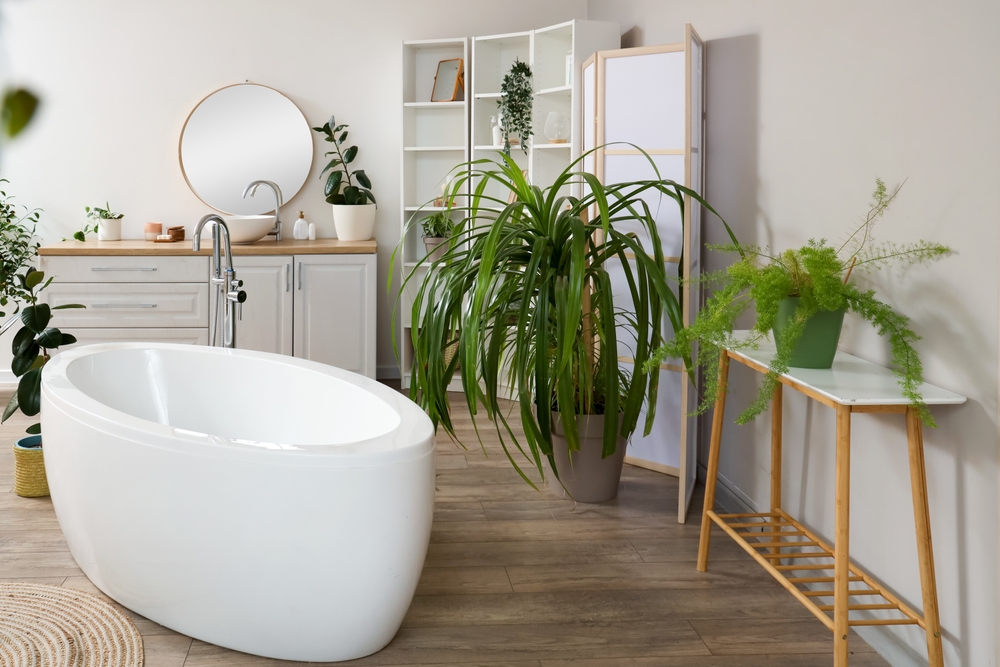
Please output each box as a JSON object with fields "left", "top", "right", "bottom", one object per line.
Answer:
{"left": 772, "top": 297, "right": 846, "bottom": 369}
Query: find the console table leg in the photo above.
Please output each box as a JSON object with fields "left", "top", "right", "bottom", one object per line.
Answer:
{"left": 834, "top": 404, "right": 851, "bottom": 666}
{"left": 697, "top": 353, "right": 730, "bottom": 573}
{"left": 906, "top": 408, "right": 945, "bottom": 667}
{"left": 770, "top": 384, "right": 783, "bottom": 556}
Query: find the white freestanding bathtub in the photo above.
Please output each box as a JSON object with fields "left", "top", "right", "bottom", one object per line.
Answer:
{"left": 41, "top": 343, "right": 435, "bottom": 662}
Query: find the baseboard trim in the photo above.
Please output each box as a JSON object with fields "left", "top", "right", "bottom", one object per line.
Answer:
{"left": 625, "top": 456, "right": 679, "bottom": 478}
{"left": 377, "top": 364, "right": 401, "bottom": 380}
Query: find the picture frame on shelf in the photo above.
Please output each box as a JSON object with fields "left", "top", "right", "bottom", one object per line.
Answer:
{"left": 431, "top": 58, "right": 464, "bottom": 102}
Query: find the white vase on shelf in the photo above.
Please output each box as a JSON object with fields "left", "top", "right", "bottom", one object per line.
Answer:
{"left": 543, "top": 112, "right": 570, "bottom": 144}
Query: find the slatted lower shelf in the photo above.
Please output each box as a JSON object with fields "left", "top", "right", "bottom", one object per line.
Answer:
{"left": 708, "top": 509, "right": 926, "bottom": 630}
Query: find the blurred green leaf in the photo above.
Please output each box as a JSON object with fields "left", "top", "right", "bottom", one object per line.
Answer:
{"left": 1, "top": 88, "right": 39, "bottom": 139}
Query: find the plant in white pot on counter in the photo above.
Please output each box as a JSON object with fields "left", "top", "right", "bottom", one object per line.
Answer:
{"left": 312, "top": 114, "right": 376, "bottom": 241}
{"left": 75, "top": 202, "right": 124, "bottom": 241}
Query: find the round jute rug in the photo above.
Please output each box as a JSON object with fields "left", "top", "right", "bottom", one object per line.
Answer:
{"left": 0, "top": 582, "right": 143, "bottom": 667}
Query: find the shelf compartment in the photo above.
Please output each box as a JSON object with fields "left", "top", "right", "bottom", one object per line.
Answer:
{"left": 402, "top": 40, "right": 467, "bottom": 105}
{"left": 403, "top": 101, "right": 465, "bottom": 108}
{"left": 535, "top": 84, "right": 572, "bottom": 96}
{"left": 708, "top": 509, "right": 928, "bottom": 630}
{"left": 403, "top": 103, "right": 466, "bottom": 150}
{"left": 403, "top": 146, "right": 466, "bottom": 152}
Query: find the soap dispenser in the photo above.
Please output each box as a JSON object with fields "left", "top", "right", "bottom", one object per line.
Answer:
{"left": 293, "top": 211, "right": 309, "bottom": 240}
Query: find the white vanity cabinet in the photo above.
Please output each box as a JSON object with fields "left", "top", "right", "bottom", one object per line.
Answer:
{"left": 39, "top": 253, "right": 211, "bottom": 346}
{"left": 39, "top": 239, "right": 378, "bottom": 379}
{"left": 225, "top": 253, "right": 376, "bottom": 378}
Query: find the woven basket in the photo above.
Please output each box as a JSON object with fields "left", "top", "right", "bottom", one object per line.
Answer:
{"left": 14, "top": 436, "right": 49, "bottom": 498}
{"left": 444, "top": 338, "right": 460, "bottom": 368}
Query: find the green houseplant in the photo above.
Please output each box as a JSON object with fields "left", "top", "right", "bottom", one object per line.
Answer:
{"left": 399, "top": 150, "right": 732, "bottom": 501}
{"left": 649, "top": 178, "right": 951, "bottom": 426}
{"left": 0, "top": 183, "right": 83, "bottom": 496}
{"left": 312, "top": 114, "right": 376, "bottom": 241}
{"left": 497, "top": 59, "right": 532, "bottom": 157}
{"left": 419, "top": 210, "right": 454, "bottom": 263}
{"left": 74, "top": 202, "right": 124, "bottom": 242}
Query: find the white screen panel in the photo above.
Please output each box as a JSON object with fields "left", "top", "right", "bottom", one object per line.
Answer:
{"left": 620, "top": 363, "right": 682, "bottom": 470}
{"left": 606, "top": 256, "right": 679, "bottom": 359}
{"left": 603, "top": 153, "right": 685, "bottom": 258}
{"left": 603, "top": 52, "right": 686, "bottom": 149}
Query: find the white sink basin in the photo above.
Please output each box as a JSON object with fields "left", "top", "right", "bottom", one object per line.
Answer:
{"left": 199, "top": 215, "right": 274, "bottom": 244}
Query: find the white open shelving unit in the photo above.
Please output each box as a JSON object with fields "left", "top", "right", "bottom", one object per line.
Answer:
{"left": 471, "top": 20, "right": 620, "bottom": 203}
{"left": 400, "top": 38, "right": 470, "bottom": 390}
{"left": 399, "top": 22, "right": 619, "bottom": 390}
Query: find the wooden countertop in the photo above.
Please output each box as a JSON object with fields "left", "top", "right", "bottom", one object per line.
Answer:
{"left": 39, "top": 238, "right": 377, "bottom": 256}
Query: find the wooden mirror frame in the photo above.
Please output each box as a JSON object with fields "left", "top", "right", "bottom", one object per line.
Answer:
{"left": 430, "top": 58, "right": 464, "bottom": 102}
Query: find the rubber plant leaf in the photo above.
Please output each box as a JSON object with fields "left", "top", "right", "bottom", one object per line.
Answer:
{"left": 21, "top": 304, "right": 50, "bottom": 335}
{"left": 17, "top": 368, "right": 41, "bottom": 416}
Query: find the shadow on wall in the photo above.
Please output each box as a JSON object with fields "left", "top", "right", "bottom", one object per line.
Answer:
{"left": 697, "top": 32, "right": 762, "bottom": 473}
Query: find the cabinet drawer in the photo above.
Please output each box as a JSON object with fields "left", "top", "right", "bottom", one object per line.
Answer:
{"left": 40, "top": 255, "right": 209, "bottom": 283}
{"left": 45, "top": 283, "right": 209, "bottom": 328}
{"left": 55, "top": 328, "right": 209, "bottom": 350}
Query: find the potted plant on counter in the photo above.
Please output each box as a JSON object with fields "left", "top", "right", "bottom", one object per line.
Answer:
{"left": 648, "top": 178, "right": 952, "bottom": 426}
{"left": 74, "top": 202, "right": 124, "bottom": 241}
{"left": 400, "top": 150, "right": 732, "bottom": 502}
{"left": 0, "top": 183, "right": 83, "bottom": 497}
{"left": 312, "top": 114, "right": 376, "bottom": 241}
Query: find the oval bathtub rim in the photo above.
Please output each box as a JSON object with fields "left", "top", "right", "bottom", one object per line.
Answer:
{"left": 42, "top": 343, "right": 435, "bottom": 469}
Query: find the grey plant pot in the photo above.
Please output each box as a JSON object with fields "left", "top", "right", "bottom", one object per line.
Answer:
{"left": 546, "top": 412, "right": 627, "bottom": 503}
{"left": 423, "top": 237, "right": 448, "bottom": 263}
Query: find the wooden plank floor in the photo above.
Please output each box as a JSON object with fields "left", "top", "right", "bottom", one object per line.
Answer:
{"left": 0, "top": 390, "right": 888, "bottom": 667}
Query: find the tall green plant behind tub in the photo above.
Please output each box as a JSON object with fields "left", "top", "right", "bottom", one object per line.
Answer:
{"left": 394, "top": 149, "right": 734, "bottom": 485}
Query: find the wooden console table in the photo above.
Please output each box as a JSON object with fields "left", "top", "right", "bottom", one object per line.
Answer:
{"left": 697, "top": 336, "right": 964, "bottom": 666}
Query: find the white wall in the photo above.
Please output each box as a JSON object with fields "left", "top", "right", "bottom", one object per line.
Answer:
{"left": 0, "top": 0, "right": 587, "bottom": 380}
{"left": 585, "top": 1, "right": 1000, "bottom": 665}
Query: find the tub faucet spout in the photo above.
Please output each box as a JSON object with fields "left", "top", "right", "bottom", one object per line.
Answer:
{"left": 193, "top": 214, "right": 247, "bottom": 348}
{"left": 242, "top": 180, "right": 284, "bottom": 241}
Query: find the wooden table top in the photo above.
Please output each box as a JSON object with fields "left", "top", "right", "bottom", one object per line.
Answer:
{"left": 39, "top": 238, "right": 377, "bottom": 256}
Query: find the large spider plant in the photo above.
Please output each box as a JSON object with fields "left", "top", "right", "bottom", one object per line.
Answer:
{"left": 393, "top": 149, "right": 733, "bottom": 486}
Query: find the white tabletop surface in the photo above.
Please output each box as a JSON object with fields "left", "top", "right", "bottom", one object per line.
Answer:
{"left": 727, "top": 332, "right": 966, "bottom": 406}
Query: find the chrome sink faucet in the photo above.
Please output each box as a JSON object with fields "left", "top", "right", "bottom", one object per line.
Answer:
{"left": 193, "top": 214, "right": 247, "bottom": 348}
{"left": 242, "top": 180, "right": 284, "bottom": 241}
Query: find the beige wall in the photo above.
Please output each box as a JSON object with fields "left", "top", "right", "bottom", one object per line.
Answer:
{"left": 0, "top": 0, "right": 587, "bottom": 380}
{"left": 585, "top": 0, "right": 1000, "bottom": 664}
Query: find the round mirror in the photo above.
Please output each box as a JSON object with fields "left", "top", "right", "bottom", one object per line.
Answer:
{"left": 179, "top": 83, "right": 313, "bottom": 215}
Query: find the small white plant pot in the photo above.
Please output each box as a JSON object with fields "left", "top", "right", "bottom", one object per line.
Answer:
{"left": 331, "top": 204, "right": 376, "bottom": 241}
{"left": 97, "top": 218, "right": 122, "bottom": 241}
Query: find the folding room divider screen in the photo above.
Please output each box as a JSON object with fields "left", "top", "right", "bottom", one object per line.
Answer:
{"left": 583, "top": 24, "right": 705, "bottom": 522}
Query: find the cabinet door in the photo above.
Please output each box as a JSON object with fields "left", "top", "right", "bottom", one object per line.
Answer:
{"left": 293, "top": 254, "right": 376, "bottom": 378}
{"left": 215, "top": 255, "right": 293, "bottom": 356}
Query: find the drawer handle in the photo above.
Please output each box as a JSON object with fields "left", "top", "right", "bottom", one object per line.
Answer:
{"left": 91, "top": 303, "right": 158, "bottom": 309}
{"left": 91, "top": 267, "right": 158, "bottom": 272}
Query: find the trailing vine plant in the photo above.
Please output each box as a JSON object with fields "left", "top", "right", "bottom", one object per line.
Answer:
{"left": 497, "top": 59, "right": 533, "bottom": 157}
{"left": 648, "top": 178, "right": 952, "bottom": 426}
